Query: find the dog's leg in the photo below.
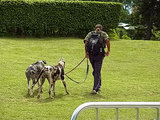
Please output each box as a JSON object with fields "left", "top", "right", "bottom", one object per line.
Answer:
{"left": 30, "top": 78, "right": 36, "bottom": 97}
{"left": 62, "top": 80, "right": 69, "bottom": 95}
{"left": 48, "top": 74, "right": 55, "bottom": 99}
{"left": 37, "top": 81, "right": 40, "bottom": 89}
{"left": 25, "top": 72, "right": 31, "bottom": 95}
{"left": 37, "top": 81, "right": 43, "bottom": 99}
{"left": 49, "top": 83, "right": 54, "bottom": 99}
{"left": 53, "top": 80, "right": 56, "bottom": 97}
{"left": 27, "top": 77, "right": 30, "bottom": 95}
{"left": 48, "top": 75, "right": 53, "bottom": 98}
{"left": 37, "top": 84, "right": 41, "bottom": 99}
{"left": 61, "top": 71, "right": 69, "bottom": 95}
{"left": 40, "top": 77, "right": 45, "bottom": 93}
{"left": 37, "top": 77, "right": 45, "bottom": 99}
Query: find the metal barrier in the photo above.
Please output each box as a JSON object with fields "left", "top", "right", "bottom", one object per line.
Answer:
{"left": 71, "top": 102, "right": 160, "bottom": 120}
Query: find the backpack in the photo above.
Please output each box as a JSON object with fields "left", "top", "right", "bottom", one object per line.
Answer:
{"left": 86, "top": 31, "right": 105, "bottom": 56}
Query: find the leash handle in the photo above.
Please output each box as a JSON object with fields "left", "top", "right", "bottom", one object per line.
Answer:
{"left": 65, "top": 74, "right": 79, "bottom": 84}
{"left": 65, "top": 58, "right": 89, "bottom": 84}
{"left": 65, "top": 57, "right": 86, "bottom": 75}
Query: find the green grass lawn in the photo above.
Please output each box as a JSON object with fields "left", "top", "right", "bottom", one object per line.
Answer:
{"left": 0, "top": 37, "right": 160, "bottom": 120}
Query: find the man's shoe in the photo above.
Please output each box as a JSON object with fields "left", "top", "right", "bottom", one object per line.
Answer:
{"left": 97, "top": 88, "right": 101, "bottom": 92}
{"left": 91, "top": 90, "right": 98, "bottom": 94}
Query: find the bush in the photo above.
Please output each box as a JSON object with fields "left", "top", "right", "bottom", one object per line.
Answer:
{"left": 0, "top": 0, "right": 122, "bottom": 37}
{"left": 151, "top": 27, "right": 160, "bottom": 41}
{"left": 114, "top": 28, "right": 131, "bottom": 40}
{"left": 122, "top": 34, "right": 131, "bottom": 40}
{"left": 108, "top": 29, "right": 119, "bottom": 40}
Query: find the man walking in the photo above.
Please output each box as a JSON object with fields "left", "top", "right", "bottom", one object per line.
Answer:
{"left": 84, "top": 24, "right": 110, "bottom": 94}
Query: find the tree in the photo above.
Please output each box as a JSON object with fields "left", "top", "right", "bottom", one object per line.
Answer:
{"left": 133, "top": 0, "right": 160, "bottom": 40}
{"left": 94, "top": 0, "right": 133, "bottom": 12}
{"left": 92, "top": 0, "right": 133, "bottom": 23}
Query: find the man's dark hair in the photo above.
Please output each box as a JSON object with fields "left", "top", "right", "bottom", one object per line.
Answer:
{"left": 95, "top": 24, "right": 103, "bottom": 30}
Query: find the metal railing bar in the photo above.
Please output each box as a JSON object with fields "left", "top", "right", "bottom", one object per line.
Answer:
{"left": 71, "top": 102, "right": 160, "bottom": 120}
{"left": 96, "top": 108, "right": 98, "bottom": 120}
{"left": 157, "top": 108, "right": 159, "bottom": 120}
{"left": 136, "top": 108, "right": 139, "bottom": 120}
{"left": 116, "top": 108, "right": 119, "bottom": 120}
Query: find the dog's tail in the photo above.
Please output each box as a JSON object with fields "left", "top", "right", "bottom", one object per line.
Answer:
{"left": 35, "top": 69, "right": 45, "bottom": 85}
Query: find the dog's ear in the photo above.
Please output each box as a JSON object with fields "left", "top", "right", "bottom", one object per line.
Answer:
{"left": 35, "top": 61, "right": 39, "bottom": 64}
{"left": 64, "top": 61, "right": 65, "bottom": 67}
{"left": 59, "top": 57, "right": 64, "bottom": 61}
{"left": 60, "top": 57, "right": 65, "bottom": 62}
{"left": 58, "top": 58, "right": 61, "bottom": 63}
{"left": 43, "top": 61, "right": 46, "bottom": 64}
{"left": 49, "top": 67, "right": 53, "bottom": 71}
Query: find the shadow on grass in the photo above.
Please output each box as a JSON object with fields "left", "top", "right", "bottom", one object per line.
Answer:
{"left": 23, "top": 89, "right": 40, "bottom": 98}
{"left": 23, "top": 88, "right": 107, "bottom": 103}
{"left": 23, "top": 87, "right": 70, "bottom": 103}
{"left": 37, "top": 93, "right": 70, "bottom": 103}
{"left": 23, "top": 93, "right": 30, "bottom": 98}
{"left": 82, "top": 91, "right": 107, "bottom": 99}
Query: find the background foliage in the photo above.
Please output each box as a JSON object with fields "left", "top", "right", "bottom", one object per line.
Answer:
{"left": 131, "top": 0, "right": 160, "bottom": 40}
{"left": 0, "top": 0, "right": 122, "bottom": 37}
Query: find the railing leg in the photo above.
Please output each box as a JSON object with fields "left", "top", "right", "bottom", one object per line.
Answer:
{"left": 136, "top": 108, "right": 139, "bottom": 120}
{"left": 96, "top": 108, "right": 98, "bottom": 120}
{"left": 116, "top": 108, "right": 119, "bottom": 120}
{"left": 157, "top": 108, "right": 159, "bottom": 120}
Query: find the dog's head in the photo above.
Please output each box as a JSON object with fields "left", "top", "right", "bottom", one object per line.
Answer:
{"left": 34, "top": 60, "right": 47, "bottom": 67}
{"left": 58, "top": 58, "right": 65, "bottom": 68}
{"left": 36, "top": 60, "right": 47, "bottom": 65}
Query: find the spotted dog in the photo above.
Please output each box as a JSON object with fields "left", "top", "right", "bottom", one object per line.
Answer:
{"left": 37, "top": 58, "right": 69, "bottom": 99}
{"left": 25, "top": 60, "right": 46, "bottom": 96}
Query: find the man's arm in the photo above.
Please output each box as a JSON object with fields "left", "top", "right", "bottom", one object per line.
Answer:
{"left": 105, "top": 38, "right": 110, "bottom": 56}
{"left": 85, "top": 41, "right": 89, "bottom": 58}
{"left": 84, "top": 32, "right": 91, "bottom": 58}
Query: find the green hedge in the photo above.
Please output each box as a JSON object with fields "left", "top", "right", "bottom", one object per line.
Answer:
{"left": 0, "top": 0, "right": 122, "bottom": 37}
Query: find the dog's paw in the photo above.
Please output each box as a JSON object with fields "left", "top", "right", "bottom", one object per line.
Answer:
{"left": 27, "top": 89, "right": 30, "bottom": 94}
{"left": 37, "top": 95, "right": 40, "bottom": 99}
{"left": 30, "top": 94, "right": 34, "bottom": 97}
{"left": 50, "top": 96, "right": 54, "bottom": 99}
{"left": 66, "top": 92, "right": 70, "bottom": 95}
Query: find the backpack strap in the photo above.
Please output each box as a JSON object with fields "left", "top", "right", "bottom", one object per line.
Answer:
{"left": 99, "top": 32, "right": 106, "bottom": 48}
{"left": 91, "top": 31, "right": 95, "bottom": 36}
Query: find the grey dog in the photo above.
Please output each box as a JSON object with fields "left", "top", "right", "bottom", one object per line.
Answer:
{"left": 36, "top": 58, "right": 69, "bottom": 99}
{"left": 25, "top": 60, "right": 46, "bottom": 96}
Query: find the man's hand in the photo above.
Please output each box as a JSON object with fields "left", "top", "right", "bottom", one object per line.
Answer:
{"left": 85, "top": 52, "right": 89, "bottom": 58}
{"left": 105, "top": 38, "right": 110, "bottom": 56}
{"left": 105, "top": 51, "right": 110, "bottom": 56}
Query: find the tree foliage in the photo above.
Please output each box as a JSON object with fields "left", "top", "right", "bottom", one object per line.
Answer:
{"left": 132, "top": 0, "right": 160, "bottom": 40}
